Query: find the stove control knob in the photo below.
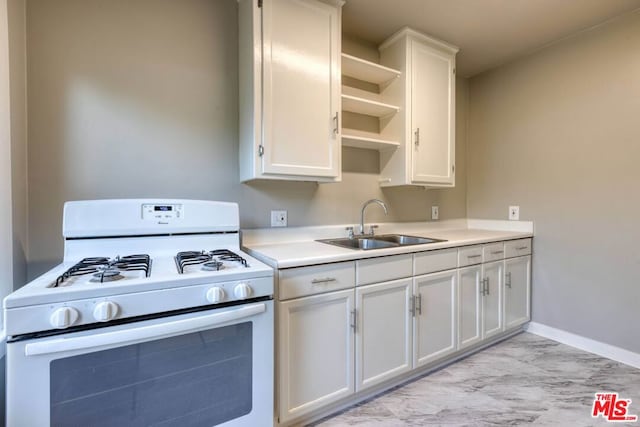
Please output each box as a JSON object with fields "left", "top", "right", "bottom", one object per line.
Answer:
{"left": 206, "top": 287, "right": 226, "bottom": 303}
{"left": 234, "top": 283, "right": 253, "bottom": 300}
{"left": 50, "top": 307, "right": 80, "bottom": 329}
{"left": 93, "top": 301, "right": 119, "bottom": 322}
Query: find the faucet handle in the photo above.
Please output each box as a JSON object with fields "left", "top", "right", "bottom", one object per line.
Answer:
{"left": 368, "top": 225, "right": 379, "bottom": 236}
{"left": 345, "top": 226, "right": 355, "bottom": 239}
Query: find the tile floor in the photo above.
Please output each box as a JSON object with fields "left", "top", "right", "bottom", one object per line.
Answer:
{"left": 314, "top": 332, "right": 640, "bottom": 426}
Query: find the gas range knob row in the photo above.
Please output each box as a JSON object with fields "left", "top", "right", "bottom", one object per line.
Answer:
{"left": 50, "top": 307, "right": 80, "bottom": 329}
{"left": 93, "top": 301, "right": 120, "bottom": 322}
{"left": 206, "top": 287, "right": 226, "bottom": 303}
{"left": 234, "top": 283, "right": 253, "bottom": 300}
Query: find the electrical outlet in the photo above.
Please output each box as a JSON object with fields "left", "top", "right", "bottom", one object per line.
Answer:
{"left": 509, "top": 206, "right": 520, "bottom": 221}
{"left": 271, "top": 210, "right": 287, "bottom": 227}
{"left": 431, "top": 206, "right": 439, "bottom": 220}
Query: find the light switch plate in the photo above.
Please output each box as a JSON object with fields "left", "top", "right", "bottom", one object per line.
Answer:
{"left": 271, "top": 210, "right": 287, "bottom": 227}
{"left": 509, "top": 206, "right": 520, "bottom": 221}
{"left": 431, "top": 206, "right": 439, "bottom": 220}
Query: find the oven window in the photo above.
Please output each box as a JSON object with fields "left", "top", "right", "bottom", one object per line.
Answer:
{"left": 50, "top": 322, "right": 253, "bottom": 427}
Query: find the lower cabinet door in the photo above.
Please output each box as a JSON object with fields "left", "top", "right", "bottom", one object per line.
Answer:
{"left": 504, "top": 255, "right": 531, "bottom": 330}
{"left": 356, "top": 278, "right": 413, "bottom": 391}
{"left": 278, "top": 289, "right": 355, "bottom": 423}
{"left": 414, "top": 269, "right": 457, "bottom": 367}
{"left": 482, "top": 260, "right": 504, "bottom": 339}
{"left": 458, "top": 265, "right": 482, "bottom": 349}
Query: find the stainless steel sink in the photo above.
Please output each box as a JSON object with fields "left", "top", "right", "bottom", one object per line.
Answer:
{"left": 317, "top": 237, "right": 397, "bottom": 250}
{"left": 317, "top": 234, "right": 446, "bottom": 250}
{"left": 373, "top": 234, "right": 445, "bottom": 246}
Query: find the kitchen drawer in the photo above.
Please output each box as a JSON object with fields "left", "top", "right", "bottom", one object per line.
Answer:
{"left": 279, "top": 261, "right": 355, "bottom": 300}
{"left": 483, "top": 242, "right": 505, "bottom": 262}
{"left": 414, "top": 248, "right": 458, "bottom": 276}
{"left": 505, "top": 238, "right": 532, "bottom": 258}
{"left": 357, "top": 254, "right": 412, "bottom": 286}
{"left": 458, "top": 245, "right": 483, "bottom": 267}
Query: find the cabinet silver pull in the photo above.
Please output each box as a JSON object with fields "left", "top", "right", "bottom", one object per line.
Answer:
{"left": 311, "top": 277, "right": 337, "bottom": 284}
{"left": 333, "top": 112, "right": 339, "bottom": 135}
{"left": 491, "top": 250, "right": 504, "bottom": 255}
{"left": 486, "top": 277, "right": 490, "bottom": 295}
{"left": 481, "top": 278, "right": 489, "bottom": 296}
{"left": 516, "top": 246, "right": 528, "bottom": 250}
{"left": 414, "top": 128, "right": 420, "bottom": 147}
{"left": 467, "top": 254, "right": 481, "bottom": 259}
{"left": 350, "top": 309, "right": 357, "bottom": 332}
{"left": 505, "top": 272, "right": 512, "bottom": 288}
{"left": 410, "top": 295, "right": 416, "bottom": 316}
{"left": 416, "top": 294, "right": 423, "bottom": 315}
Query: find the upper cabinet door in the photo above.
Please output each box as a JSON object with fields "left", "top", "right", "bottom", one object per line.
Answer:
{"left": 261, "top": 0, "right": 341, "bottom": 178}
{"left": 410, "top": 39, "right": 456, "bottom": 185}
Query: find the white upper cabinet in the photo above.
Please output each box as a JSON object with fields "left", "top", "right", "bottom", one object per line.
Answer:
{"left": 379, "top": 28, "right": 458, "bottom": 187}
{"left": 239, "top": 0, "right": 342, "bottom": 182}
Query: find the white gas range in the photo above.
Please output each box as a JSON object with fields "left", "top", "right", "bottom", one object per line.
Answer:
{"left": 4, "top": 199, "right": 275, "bottom": 427}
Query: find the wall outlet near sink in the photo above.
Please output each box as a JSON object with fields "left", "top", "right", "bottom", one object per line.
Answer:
{"left": 509, "top": 205, "right": 520, "bottom": 221}
{"left": 271, "top": 210, "right": 287, "bottom": 227}
{"left": 431, "top": 206, "right": 439, "bottom": 220}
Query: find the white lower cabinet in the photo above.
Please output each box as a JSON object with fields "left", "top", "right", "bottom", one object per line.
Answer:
{"left": 355, "top": 278, "right": 413, "bottom": 391}
{"left": 504, "top": 255, "right": 531, "bottom": 329}
{"left": 482, "top": 260, "right": 504, "bottom": 339}
{"left": 458, "top": 265, "right": 482, "bottom": 349}
{"left": 413, "top": 269, "right": 457, "bottom": 367}
{"left": 278, "top": 289, "right": 355, "bottom": 423}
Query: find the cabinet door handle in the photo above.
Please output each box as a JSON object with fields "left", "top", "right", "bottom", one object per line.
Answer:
{"left": 486, "top": 277, "right": 490, "bottom": 295}
{"left": 414, "top": 128, "right": 420, "bottom": 147}
{"left": 481, "top": 278, "right": 489, "bottom": 296}
{"left": 350, "top": 309, "right": 357, "bottom": 332}
{"left": 491, "top": 250, "right": 504, "bottom": 255}
{"left": 505, "top": 272, "right": 512, "bottom": 288}
{"left": 311, "top": 277, "right": 337, "bottom": 284}
{"left": 410, "top": 295, "right": 416, "bottom": 316}
{"left": 416, "top": 293, "right": 422, "bottom": 315}
{"left": 333, "top": 112, "right": 339, "bottom": 136}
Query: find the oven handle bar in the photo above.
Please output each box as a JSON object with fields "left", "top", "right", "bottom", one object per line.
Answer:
{"left": 24, "top": 303, "right": 267, "bottom": 357}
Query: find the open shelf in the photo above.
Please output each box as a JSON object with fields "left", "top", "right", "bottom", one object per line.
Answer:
{"left": 341, "top": 53, "right": 401, "bottom": 86}
{"left": 341, "top": 94, "right": 399, "bottom": 118}
{"left": 341, "top": 128, "right": 400, "bottom": 151}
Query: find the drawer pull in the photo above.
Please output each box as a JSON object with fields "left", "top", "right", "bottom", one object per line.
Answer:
{"left": 491, "top": 250, "right": 504, "bottom": 255}
{"left": 516, "top": 246, "right": 529, "bottom": 250}
{"left": 467, "top": 254, "right": 481, "bottom": 259}
{"left": 311, "top": 277, "right": 337, "bottom": 284}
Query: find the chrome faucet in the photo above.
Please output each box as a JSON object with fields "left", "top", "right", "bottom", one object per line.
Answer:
{"left": 359, "top": 199, "right": 388, "bottom": 235}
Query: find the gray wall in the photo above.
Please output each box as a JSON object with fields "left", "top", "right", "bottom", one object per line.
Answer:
{"left": 25, "top": 0, "right": 467, "bottom": 278}
{"left": 8, "top": 0, "right": 26, "bottom": 291}
{"left": 467, "top": 10, "right": 640, "bottom": 353}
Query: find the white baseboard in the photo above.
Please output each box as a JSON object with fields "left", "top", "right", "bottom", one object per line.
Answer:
{"left": 526, "top": 322, "right": 640, "bottom": 369}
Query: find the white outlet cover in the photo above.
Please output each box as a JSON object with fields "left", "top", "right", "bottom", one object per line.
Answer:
{"left": 271, "top": 210, "right": 287, "bottom": 227}
{"left": 509, "top": 206, "right": 520, "bottom": 221}
{"left": 431, "top": 206, "right": 439, "bottom": 220}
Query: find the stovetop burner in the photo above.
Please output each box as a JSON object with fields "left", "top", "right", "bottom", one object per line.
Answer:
{"left": 54, "top": 254, "right": 151, "bottom": 286}
{"left": 175, "top": 249, "right": 249, "bottom": 274}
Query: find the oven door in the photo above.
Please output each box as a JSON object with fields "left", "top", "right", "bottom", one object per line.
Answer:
{"left": 7, "top": 300, "right": 274, "bottom": 427}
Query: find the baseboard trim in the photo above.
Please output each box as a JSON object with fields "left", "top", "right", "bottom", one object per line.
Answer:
{"left": 526, "top": 322, "right": 640, "bottom": 369}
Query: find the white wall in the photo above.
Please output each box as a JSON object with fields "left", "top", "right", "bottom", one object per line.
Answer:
{"left": 467, "top": 10, "right": 640, "bottom": 353}
{"left": 25, "top": 0, "right": 467, "bottom": 278}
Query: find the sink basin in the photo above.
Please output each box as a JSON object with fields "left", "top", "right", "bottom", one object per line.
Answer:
{"left": 317, "top": 237, "right": 397, "bottom": 250}
{"left": 373, "top": 234, "right": 445, "bottom": 246}
{"left": 317, "top": 234, "right": 445, "bottom": 250}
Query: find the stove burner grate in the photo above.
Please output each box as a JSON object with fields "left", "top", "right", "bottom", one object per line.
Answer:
{"left": 53, "top": 254, "right": 151, "bottom": 286}
{"left": 175, "top": 249, "right": 249, "bottom": 274}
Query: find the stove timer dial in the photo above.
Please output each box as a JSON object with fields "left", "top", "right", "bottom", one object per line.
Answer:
{"left": 93, "top": 301, "right": 120, "bottom": 322}
{"left": 50, "top": 307, "right": 80, "bottom": 329}
{"left": 234, "top": 283, "right": 253, "bottom": 300}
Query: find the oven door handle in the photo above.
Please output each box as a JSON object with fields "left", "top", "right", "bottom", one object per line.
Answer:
{"left": 24, "top": 302, "right": 267, "bottom": 357}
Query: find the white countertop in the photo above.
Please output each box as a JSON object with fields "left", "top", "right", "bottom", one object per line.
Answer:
{"left": 242, "top": 219, "right": 533, "bottom": 269}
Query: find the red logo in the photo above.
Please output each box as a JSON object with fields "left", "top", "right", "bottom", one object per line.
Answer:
{"left": 592, "top": 392, "right": 638, "bottom": 422}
